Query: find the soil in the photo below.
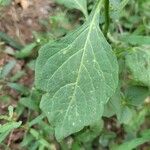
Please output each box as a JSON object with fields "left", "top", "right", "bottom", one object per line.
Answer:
{"left": 0, "top": 0, "right": 54, "bottom": 44}
{"left": 0, "top": 1, "right": 55, "bottom": 149}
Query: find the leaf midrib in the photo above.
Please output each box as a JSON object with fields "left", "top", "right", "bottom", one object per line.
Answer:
{"left": 59, "top": 9, "right": 100, "bottom": 133}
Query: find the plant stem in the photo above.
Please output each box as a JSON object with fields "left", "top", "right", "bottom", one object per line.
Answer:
{"left": 104, "top": 0, "right": 110, "bottom": 37}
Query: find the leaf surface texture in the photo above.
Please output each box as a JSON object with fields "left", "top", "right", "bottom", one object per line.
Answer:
{"left": 35, "top": 3, "right": 118, "bottom": 140}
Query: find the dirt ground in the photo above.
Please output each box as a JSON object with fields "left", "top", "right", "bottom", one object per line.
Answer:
{"left": 0, "top": 0, "right": 55, "bottom": 44}
{"left": 0, "top": 1, "right": 55, "bottom": 148}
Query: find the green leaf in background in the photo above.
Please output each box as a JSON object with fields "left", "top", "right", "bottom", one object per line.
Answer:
{"left": 75, "top": 120, "right": 104, "bottom": 144}
{"left": 55, "top": 0, "right": 88, "bottom": 18}
{"left": 118, "top": 105, "right": 135, "bottom": 124}
{"left": 120, "top": 34, "right": 150, "bottom": 45}
{"left": 0, "top": 122, "right": 22, "bottom": 133}
{"left": 0, "top": 131, "right": 10, "bottom": 143}
{"left": 0, "top": 121, "right": 22, "bottom": 143}
{"left": 29, "top": 128, "right": 52, "bottom": 149}
{"left": 0, "top": 60, "right": 16, "bottom": 79}
{"left": 0, "top": 0, "right": 11, "bottom": 6}
{"left": 19, "top": 88, "right": 41, "bottom": 111}
{"left": 99, "top": 131, "right": 116, "bottom": 148}
{"left": 124, "top": 108, "right": 148, "bottom": 137}
{"left": 103, "top": 87, "right": 122, "bottom": 118}
{"left": 7, "top": 82, "right": 30, "bottom": 95}
{"left": 10, "top": 70, "right": 26, "bottom": 82}
{"left": 28, "top": 114, "right": 45, "bottom": 127}
{"left": 110, "top": 0, "right": 120, "bottom": 10}
{"left": 110, "top": 0, "right": 130, "bottom": 10}
{"left": 15, "top": 42, "right": 37, "bottom": 59}
{"left": 141, "top": 129, "right": 150, "bottom": 138}
{"left": 112, "top": 136, "right": 150, "bottom": 150}
{"left": 19, "top": 97, "right": 39, "bottom": 111}
{"left": 125, "top": 86, "right": 149, "bottom": 106}
{"left": 0, "top": 32, "right": 23, "bottom": 50}
{"left": 125, "top": 48, "right": 150, "bottom": 87}
{"left": 35, "top": 0, "right": 118, "bottom": 140}
{"left": 103, "top": 87, "right": 135, "bottom": 124}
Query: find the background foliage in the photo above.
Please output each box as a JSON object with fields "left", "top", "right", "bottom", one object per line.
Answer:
{"left": 0, "top": 0, "right": 150, "bottom": 149}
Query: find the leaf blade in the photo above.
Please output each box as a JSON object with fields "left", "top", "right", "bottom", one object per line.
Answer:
{"left": 35, "top": 1, "right": 118, "bottom": 140}
{"left": 112, "top": 137, "right": 150, "bottom": 150}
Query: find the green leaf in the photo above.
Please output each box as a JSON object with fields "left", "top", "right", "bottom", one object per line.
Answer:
{"left": 0, "top": 121, "right": 22, "bottom": 133}
{"left": 0, "top": 32, "right": 23, "bottom": 50}
{"left": 0, "top": 131, "right": 10, "bottom": 143}
{"left": 140, "top": 129, "right": 150, "bottom": 138}
{"left": 0, "top": 121, "right": 22, "bottom": 143}
{"left": 75, "top": 120, "right": 104, "bottom": 143}
{"left": 19, "top": 97, "right": 39, "bottom": 111}
{"left": 103, "top": 87, "right": 122, "bottom": 118}
{"left": 112, "top": 137, "right": 150, "bottom": 150}
{"left": 28, "top": 114, "right": 45, "bottom": 127}
{"left": 55, "top": 0, "right": 88, "bottom": 17}
{"left": 118, "top": 106, "right": 135, "bottom": 124}
{"left": 120, "top": 34, "right": 150, "bottom": 45}
{"left": 0, "top": 60, "right": 16, "bottom": 79}
{"left": 99, "top": 131, "right": 116, "bottom": 147}
{"left": 110, "top": 0, "right": 130, "bottom": 10}
{"left": 35, "top": 1, "right": 118, "bottom": 140}
{"left": 10, "top": 70, "right": 25, "bottom": 82}
{"left": 125, "top": 86, "right": 149, "bottom": 106}
{"left": 7, "top": 82, "right": 30, "bottom": 95}
{"left": 124, "top": 108, "right": 148, "bottom": 134}
{"left": 21, "top": 134, "right": 34, "bottom": 147}
{"left": 125, "top": 48, "right": 150, "bottom": 87}
{"left": 110, "top": 0, "right": 120, "bottom": 10}
{"left": 104, "top": 89, "right": 135, "bottom": 124}
{"left": 15, "top": 42, "right": 37, "bottom": 59}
